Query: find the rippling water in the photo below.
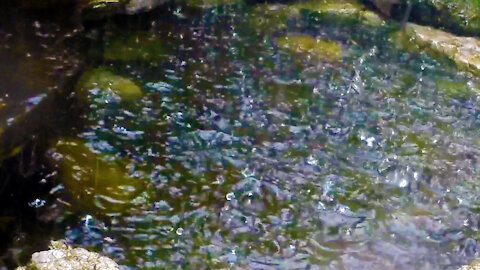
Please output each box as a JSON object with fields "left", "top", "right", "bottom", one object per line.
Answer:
{"left": 5, "top": 1, "right": 480, "bottom": 270}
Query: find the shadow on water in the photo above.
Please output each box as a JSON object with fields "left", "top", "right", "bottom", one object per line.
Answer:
{"left": 3, "top": 1, "right": 480, "bottom": 269}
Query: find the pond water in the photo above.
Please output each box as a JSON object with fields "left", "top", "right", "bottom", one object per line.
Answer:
{"left": 2, "top": 1, "right": 480, "bottom": 269}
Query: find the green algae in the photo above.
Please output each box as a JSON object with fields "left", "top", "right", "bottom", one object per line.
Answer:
{"left": 247, "top": 4, "right": 293, "bottom": 33}
{"left": 104, "top": 32, "right": 171, "bottom": 62}
{"left": 76, "top": 68, "right": 143, "bottom": 101}
{"left": 276, "top": 34, "right": 343, "bottom": 61}
{"left": 435, "top": 78, "right": 472, "bottom": 99}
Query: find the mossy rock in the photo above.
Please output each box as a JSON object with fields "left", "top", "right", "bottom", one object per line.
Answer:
{"left": 51, "top": 140, "right": 144, "bottom": 214}
{"left": 103, "top": 31, "right": 171, "bottom": 62}
{"left": 248, "top": 0, "right": 384, "bottom": 36}
{"left": 88, "top": 0, "right": 124, "bottom": 8}
{"left": 291, "top": 0, "right": 385, "bottom": 26}
{"left": 76, "top": 67, "right": 143, "bottom": 101}
{"left": 181, "top": 0, "right": 243, "bottom": 8}
{"left": 276, "top": 34, "right": 342, "bottom": 61}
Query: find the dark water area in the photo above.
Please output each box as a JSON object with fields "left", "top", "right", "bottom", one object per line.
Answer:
{"left": 2, "top": 1, "right": 480, "bottom": 269}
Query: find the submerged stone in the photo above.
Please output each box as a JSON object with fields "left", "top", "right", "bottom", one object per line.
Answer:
{"left": 276, "top": 34, "right": 342, "bottom": 61}
{"left": 395, "top": 23, "right": 480, "bottom": 77}
{"left": 16, "top": 240, "right": 119, "bottom": 270}
{"left": 76, "top": 68, "right": 143, "bottom": 101}
{"left": 50, "top": 140, "right": 144, "bottom": 214}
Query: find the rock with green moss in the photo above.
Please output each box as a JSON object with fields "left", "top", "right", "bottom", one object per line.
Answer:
{"left": 180, "top": 0, "right": 243, "bottom": 8}
{"left": 291, "top": 0, "right": 385, "bottom": 26}
{"left": 248, "top": 0, "right": 385, "bottom": 34}
{"left": 16, "top": 240, "right": 119, "bottom": 270}
{"left": 276, "top": 34, "right": 343, "bottom": 61}
{"left": 76, "top": 67, "right": 143, "bottom": 101}
{"left": 394, "top": 23, "right": 480, "bottom": 77}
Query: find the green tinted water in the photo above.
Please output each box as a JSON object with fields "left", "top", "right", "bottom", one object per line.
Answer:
{"left": 7, "top": 1, "right": 480, "bottom": 269}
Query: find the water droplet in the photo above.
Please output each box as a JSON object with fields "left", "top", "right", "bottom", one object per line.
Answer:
{"left": 366, "top": 137, "right": 376, "bottom": 147}
{"left": 176, "top": 228, "right": 184, "bottom": 235}
{"left": 216, "top": 175, "right": 225, "bottom": 184}
{"left": 307, "top": 155, "right": 318, "bottom": 165}
{"left": 226, "top": 192, "right": 235, "bottom": 201}
{"left": 28, "top": 198, "right": 46, "bottom": 208}
{"left": 83, "top": 215, "right": 93, "bottom": 226}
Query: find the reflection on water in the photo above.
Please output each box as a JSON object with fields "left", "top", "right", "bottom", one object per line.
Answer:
{"left": 3, "top": 1, "right": 480, "bottom": 269}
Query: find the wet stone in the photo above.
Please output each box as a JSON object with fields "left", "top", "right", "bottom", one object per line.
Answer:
{"left": 16, "top": 241, "right": 119, "bottom": 270}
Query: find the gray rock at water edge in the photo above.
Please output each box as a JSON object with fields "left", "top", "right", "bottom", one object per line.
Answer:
{"left": 16, "top": 241, "right": 119, "bottom": 270}
{"left": 459, "top": 259, "right": 480, "bottom": 270}
{"left": 399, "top": 23, "right": 480, "bottom": 77}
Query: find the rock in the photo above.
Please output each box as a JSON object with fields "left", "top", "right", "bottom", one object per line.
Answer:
{"left": 459, "top": 259, "right": 480, "bottom": 270}
{"left": 76, "top": 67, "right": 143, "bottom": 101}
{"left": 16, "top": 240, "right": 119, "bottom": 270}
{"left": 125, "top": 0, "right": 168, "bottom": 14}
{"left": 395, "top": 23, "right": 480, "bottom": 77}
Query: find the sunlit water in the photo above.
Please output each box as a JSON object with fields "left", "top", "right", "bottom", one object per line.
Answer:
{"left": 5, "top": 2, "right": 480, "bottom": 270}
